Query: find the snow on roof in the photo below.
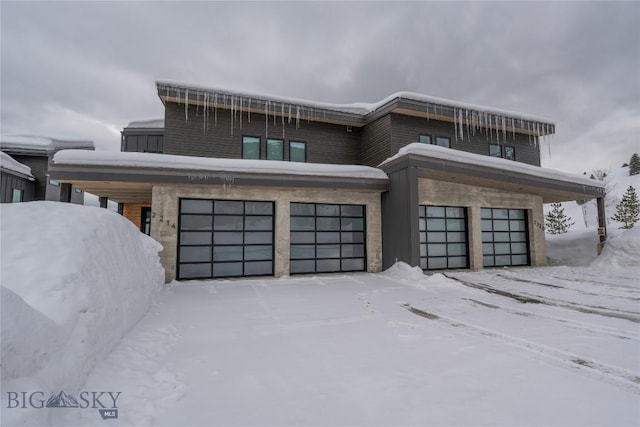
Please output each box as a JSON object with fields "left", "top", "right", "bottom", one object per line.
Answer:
{"left": 156, "top": 80, "right": 554, "bottom": 125}
{"left": 52, "top": 150, "right": 389, "bottom": 181}
{"left": 0, "top": 152, "right": 34, "bottom": 179}
{"left": 125, "top": 118, "right": 165, "bottom": 129}
{"left": 379, "top": 143, "right": 604, "bottom": 189}
{"left": 0, "top": 134, "right": 95, "bottom": 154}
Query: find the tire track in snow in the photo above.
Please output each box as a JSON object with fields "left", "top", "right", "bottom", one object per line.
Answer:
{"left": 401, "top": 303, "right": 640, "bottom": 395}
{"left": 462, "top": 298, "right": 640, "bottom": 342}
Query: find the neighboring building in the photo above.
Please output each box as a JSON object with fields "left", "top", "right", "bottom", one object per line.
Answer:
{"left": 49, "top": 81, "right": 605, "bottom": 282}
{"left": 0, "top": 135, "right": 95, "bottom": 204}
{"left": 0, "top": 152, "right": 35, "bottom": 203}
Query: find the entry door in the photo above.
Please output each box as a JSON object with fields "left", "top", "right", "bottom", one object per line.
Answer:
{"left": 178, "top": 199, "right": 274, "bottom": 279}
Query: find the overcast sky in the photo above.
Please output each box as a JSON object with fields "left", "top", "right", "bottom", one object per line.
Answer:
{"left": 1, "top": 1, "right": 638, "bottom": 174}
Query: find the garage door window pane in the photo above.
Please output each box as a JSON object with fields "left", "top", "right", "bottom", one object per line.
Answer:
{"left": 214, "top": 246, "right": 243, "bottom": 261}
{"left": 341, "top": 205, "right": 363, "bottom": 217}
{"left": 180, "top": 263, "right": 212, "bottom": 278}
{"left": 495, "top": 243, "right": 511, "bottom": 254}
{"left": 291, "top": 217, "right": 315, "bottom": 230}
{"left": 213, "top": 262, "right": 243, "bottom": 277}
{"left": 316, "top": 204, "right": 339, "bottom": 216}
{"left": 510, "top": 221, "right": 526, "bottom": 231}
{"left": 341, "top": 217, "right": 364, "bottom": 231}
{"left": 447, "top": 232, "right": 466, "bottom": 243}
{"left": 495, "top": 255, "right": 511, "bottom": 266}
{"left": 317, "top": 232, "right": 340, "bottom": 244}
{"left": 511, "top": 255, "right": 528, "bottom": 265}
{"left": 483, "top": 256, "right": 495, "bottom": 267}
{"left": 481, "top": 220, "right": 493, "bottom": 231}
{"left": 342, "top": 258, "right": 364, "bottom": 271}
{"left": 494, "top": 220, "right": 509, "bottom": 231}
{"left": 483, "top": 243, "right": 494, "bottom": 254}
{"left": 245, "top": 232, "right": 273, "bottom": 244}
{"left": 446, "top": 207, "right": 465, "bottom": 218}
{"left": 494, "top": 232, "right": 510, "bottom": 242}
{"left": 180, "top": 232, "right": 212, "bottom": 245}
{"left": 245, "top": 202, "right": 273, "bottom": 215}
{"left": 214, "top": 216, "right": 243, "bottom": 230}
{"left": 291, "top": 203, "right": 315, "bottom": 216}
{"left": 181, "top": 215, "right": 212, "bottom": 230}
{"left": 214, "top": 232, "right": 243, "bottom": 244}
{"left": 214, "top": 201, "right": 244, "bottom": 214}
{"left": 245, "top": 245, "right": 272, "bottom": 261}
{"left": 481, "top": 208, "right": 492, "bottom": 219}
{"left": 427, "top": 218, "right": 446, "bottom": 231}
{"left": 182, "top": 200, "right": 212, "bottom": 214}
{"left": 493, "top": 209, "right": 509, "bottom": 219}
{"left": 447, "top": 243, "right": 466, "bottom": 256}
{"left": 245, "top": 261, "right": 272, "bottom": 275}
{"left": 427, "top": 258, "right": 447, "bottom": 269}
{"left": 317, "top": 217, "right": 340, "bottom": 231}
{"left": 448, "top": 257, "right": 467, "bottom": 268}
{"left": 290, "top": 260, "right": 315, "bottom": 274}
{"left": 446, "top": 219, "right": 465, "bottom": 231}
{"left": 317, "top": 245, "right": 340, "bottom": 258}
{"left": 245, "top": 216, "right": 273, "bottom": 231}
{"left": 341, "top": 244, "right": 364, "bottom": 258}
{"left": 341, "top": 232, "right": 364, "bottom": 243}
{"left": 291, "top": 245, "right": 315, "bottom": 259}
{"left": 317, "top": 259, "right": 340, "bottom": 272}
{"left": 291, "top": 232, "right": 315, "bottom": 244}
{"left": 180, "top": 246, "right": 212, "bottom": 263}
{"left": 511, "top": 242, "right": 528, "bottom": 254}
{"left": 428, "top": 244, "right": 447, "bottom": 256}
{"left": 428, "top": 232, "right": 446, "bottom": 243}
{"left": 509, "top": 209, "right": 525, "bottom": 219}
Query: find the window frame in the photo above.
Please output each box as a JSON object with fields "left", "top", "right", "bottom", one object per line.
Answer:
{"left": 488, "top": 144, "right": 516, "bottom": 160}
{"left": 419, "top": 134, "right": 432, "bottom": 144}
{"left": 435, "top": 136, "right": 451, "bottom": 148}
{"left": 266, "top": 138, "right": 284, "bottom": 161}
{"left": 11, "top": 188, "right": 23, "bottom": 203}
{"left": 242, "top": 135, "right": 261, "bottom": 160}
{"left": 289, "top": 140, "right": 307, "bottom": 162}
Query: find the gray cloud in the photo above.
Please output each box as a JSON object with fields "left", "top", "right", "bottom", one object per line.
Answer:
{"left": 1, "top": 1, "right": 638, "bottom": 173}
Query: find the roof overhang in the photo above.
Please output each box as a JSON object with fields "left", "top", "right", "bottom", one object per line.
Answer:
{"left": 380, "top": 151, "right": 604, "bottom": 204}
{"left": 49, "top": 153, "right": 389, "bottom": 204}
{"left": 155, "top": 81, "right": 555, "bottom": 136}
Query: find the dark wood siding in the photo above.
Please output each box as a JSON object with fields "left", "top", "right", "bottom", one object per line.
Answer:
{"left": 11, "top": 155, "right": 49, "bottom": 199}
{"left": 0, "top": 171, "right": 35, "bottom": 203}
{"left": 361, "top": 115, "right": 392, "bottom": 167}
{"left": 163, "top": 103, "right": 361, "bottom": 164}
{"left": 122, "top": 132, "right": 164, "bottom": 153}
{"left": 390, "top": 114, "right": 541, "bottom": 166}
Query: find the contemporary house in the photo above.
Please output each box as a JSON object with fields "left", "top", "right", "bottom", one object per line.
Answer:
{"left": 0, "top": 152, "right": 35, "bottom": 203}
{"left": 0, "top": 135, "right": 95, "bottom": 204}
{"left": 49, "top": 81, "right": 605, "bottom": 282}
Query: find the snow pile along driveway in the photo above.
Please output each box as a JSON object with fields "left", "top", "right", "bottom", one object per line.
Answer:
{"left": 1, "top": 202, "right": 164, "bottom": 427}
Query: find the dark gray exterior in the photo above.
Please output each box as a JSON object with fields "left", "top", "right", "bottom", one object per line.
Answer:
{"left": 361, "top": 115, "right": 392, "bottom": 167}
{"left": 389, "top": 114, "right": 541, "bottom": 167}
{"left": 121, "top": 130, "right": 164, "bottom": 153}
{"left": 0, "top": 170, "right": 35, "bottom": 203}
{"left": 164, "top": 103, "right": 362, "bottom": 164}
{"left": 381, "top": 166, "right": 420, "bottom": 269}
{"left": 10, "top": 155, "right": 49, "bottom": 200}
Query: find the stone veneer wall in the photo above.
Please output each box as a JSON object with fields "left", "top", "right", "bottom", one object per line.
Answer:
{"left": 151, "top": 185, "right": 383, "bottom": 282}
{"left": 418, "top": 178, "right": 546, "bottom": 270}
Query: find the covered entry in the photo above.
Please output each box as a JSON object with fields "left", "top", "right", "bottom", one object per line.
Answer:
{"left": 178, "top": 199, "right": 274, "bottom": 279}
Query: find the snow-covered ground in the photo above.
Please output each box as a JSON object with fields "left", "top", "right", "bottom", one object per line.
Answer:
{"left": 2, "top": 200, "right": 638, "bottom": 426}
{"left": 39, "top": 231, "right": 638, "bottom": 427}
{"left": 0, "top": 202, "right": 164, "bottom": 427}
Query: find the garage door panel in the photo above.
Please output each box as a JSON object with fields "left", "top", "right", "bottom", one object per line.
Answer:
{"left": 289, "top": 202, "right": 366, "bottom": 274}
{"left": 481, "top": 207, "right": 529, "bottom": 267}
{"left": 177, "top": 199, "right": 274, "bottom": 279}
{"left": 419, "top": 205, "right": 469, "bottom": 270}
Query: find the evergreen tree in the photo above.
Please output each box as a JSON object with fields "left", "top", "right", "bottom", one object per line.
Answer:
{"left": 612, "top": 186, "right": 640, "bottom": 229}
{"left": 629, "top": 153, "right": 640, "bottom": 176}
{"left": 545, "top": 203, "right": 575, "bottom": 234}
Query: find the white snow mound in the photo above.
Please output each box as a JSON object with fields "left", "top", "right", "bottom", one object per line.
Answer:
{"left": 590, "top": 227, "right": 640, "bottom": 271}
{"left": 0, "top": 202, "right": 164, "bottom": 426}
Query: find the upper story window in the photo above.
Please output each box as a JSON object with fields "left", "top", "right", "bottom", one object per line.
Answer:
{"left": 435, "top": 137, "right": 451, "bottom": 148}
{"left": 489, "top": 144, "right": 516, "bottom": 161}
{"left": 419, "top": 135, "right": 431, "bottom": 144}
{"left": 289, "top": 141, "right": 306, "bottom": 162}
{"left": 242, "top": 136, "right": 261, "bottom": 159}
{"left": 267, "top": 138, "right": 284, "bottom": 161}
{"left": 49, "top": 179, "right": 60, "bottom": 187}
{"left": 12, "top": 188, "right": 23, "bottom": 203}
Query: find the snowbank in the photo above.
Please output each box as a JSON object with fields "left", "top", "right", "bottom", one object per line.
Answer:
{"left": 1, "top": 202, "right": 164, "bottom": 426}
{"left": 590, "top": 227, "right": 640, "bottom": 272}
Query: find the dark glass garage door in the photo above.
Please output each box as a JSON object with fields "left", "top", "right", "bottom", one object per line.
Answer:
{"left": 178, "top": 199, "right": 274, "bottom": 279}
{"left": 481, "top": 208, "right": 529, "bottom": 267}
{"left": 290, "top": 203, "right": 366, "bottom": 274}
{"left": 419, "top": 206, "right": 469, "bottom": 270}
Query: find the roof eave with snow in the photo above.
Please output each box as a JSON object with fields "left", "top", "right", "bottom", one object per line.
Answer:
{"left": 0, "top": 152, "right": 35, "bottom": 180}
{"left": 0, "top": 135, "right": 95, "bottom": 156}
{"left": 156, "top": 80, "right": 555, "bottom": 136}
{"left": 379, "top": 143, "right": 604, "bottom": 203}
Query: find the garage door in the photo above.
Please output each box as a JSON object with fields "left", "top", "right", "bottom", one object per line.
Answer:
{"left": 481, "top": 208, "right": 529, "bottom": 267}
{"left": 290, "top": 203, "right": 366, "bottom": 274}
{"left": 419, "top": 205, "right": 469, "bottom": 270}
{"left": 178, "top": 199, "right": 274, "bottom": 279}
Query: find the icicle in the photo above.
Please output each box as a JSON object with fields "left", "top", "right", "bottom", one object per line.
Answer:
{"left": 272, "top": 102, "right": 276, "bottom": 126}
{"left": 184, "top": 89, "right": 189, "bottom": 121}
{"left": 465, "top": 109, "right": 470, "bottom": 140}
{"left": 501, "top": 116, "right": 506, "bottom": 141}
{"left": 458, "top": 108, "right": 464, "bottom": 141}
{"left": 296, "top": 106, "right": 300, "bottom": 129}
{"left": 203, "top": 92, "right": 207, "bottom": 134}
{"left": 239, "top": 96, "right": 243, "bottom": 130}
{"left": 527, "top": 122, "right": 531, "bottom": 145}
{"left": 230, "top": 95, "right": 234, "bottom": 136}
{"left": 265, "top": 100, "right": 269, "bottom": 138}
{"left": 248, "top": 98, "right": 251, "bottom": 123}
{"left": 214, "top": 93, "right": 218, "bottom": 127}
{"left": 426, "top": 105, "right": 429, "bottom": 121}
{"left": 453, "top": 107, "right": 458, "bottom": 142}
{"left": 288, "top": 104, "right": 292, "bottom": 124}
{"left": 511, "top": 117, "right": 515, "bottom": 140}
{"left": 195, "top": 90, "right": 199, "bottom": 116}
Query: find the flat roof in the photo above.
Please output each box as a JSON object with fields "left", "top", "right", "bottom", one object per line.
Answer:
{"left": 379, "top": 143, "right": 604, "bottom": 203}
{"left": 0, "top": 134, "right": 95, "bottom": 156}
{"left": 156, "top": 80, "right": 555, "bottom": 137}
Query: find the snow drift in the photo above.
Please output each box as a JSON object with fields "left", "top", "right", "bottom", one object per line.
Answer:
{"left": 1, "top": 202, "right": 164, "bottom": 426}
{"left": 590, "top": 227, "right": 640, "bottom": 271}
